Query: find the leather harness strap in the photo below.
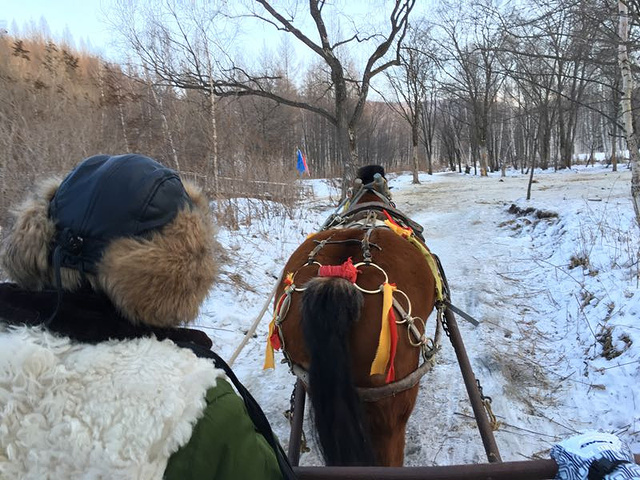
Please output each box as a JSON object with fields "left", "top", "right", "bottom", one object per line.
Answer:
{"left": 291, "top": 359, "right": 436, "bottom": 403}
{"left": 335, "top": 201, "right": 426, "bottom": 241}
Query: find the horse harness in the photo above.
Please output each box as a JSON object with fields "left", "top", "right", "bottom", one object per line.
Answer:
{"left": 268, "top": 179, "right": 450, "bottom": 402}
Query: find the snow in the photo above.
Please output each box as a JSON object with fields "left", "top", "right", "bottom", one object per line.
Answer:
{"left": 195, "top": 163, "right": 640, "bottom": 466}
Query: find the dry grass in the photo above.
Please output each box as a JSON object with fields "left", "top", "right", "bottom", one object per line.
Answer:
{"left": 490, "top": 349, "right": 556, "bottom": 411}
{"left": 596, "top": 325, "right": 633, "bottom": 360}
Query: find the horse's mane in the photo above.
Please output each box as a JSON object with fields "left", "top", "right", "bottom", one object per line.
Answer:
{"left": 357, "top": 165, "right": 386, "bottom": 185}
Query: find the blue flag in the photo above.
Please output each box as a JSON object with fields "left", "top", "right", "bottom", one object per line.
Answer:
{"left": 296, "top": 149, "right": 308, "bottom": 175}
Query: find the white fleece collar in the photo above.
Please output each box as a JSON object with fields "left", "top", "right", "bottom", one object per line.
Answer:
{"left": 0, "top": 325, "right": 224, "bottom": 480}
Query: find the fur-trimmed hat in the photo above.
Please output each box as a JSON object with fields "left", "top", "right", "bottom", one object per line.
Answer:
{"left": 1, "top": 154, "right": 218, "bottom": 328}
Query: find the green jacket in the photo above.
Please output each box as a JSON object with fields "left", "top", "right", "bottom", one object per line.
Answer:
{"left": 165, "top": 378, "right": 284, "bottom": 480}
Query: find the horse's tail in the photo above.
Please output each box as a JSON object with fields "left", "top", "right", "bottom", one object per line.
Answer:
{"left": 301, "top": 276, "right": 376, "bottom": 466}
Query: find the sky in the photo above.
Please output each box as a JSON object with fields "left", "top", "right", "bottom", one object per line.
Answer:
{"left": 2, "top": 0, "right": 116, "bottom": 59}
{"left": 197, "top": 162, "right": 639, "bottom": 466}
{"left": 1, "top": 1, "right": 431, "bottom": 68}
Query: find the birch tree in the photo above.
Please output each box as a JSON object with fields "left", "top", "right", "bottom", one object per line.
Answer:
{"left": 618, "top": 0, "right": 640, "bottom": 224}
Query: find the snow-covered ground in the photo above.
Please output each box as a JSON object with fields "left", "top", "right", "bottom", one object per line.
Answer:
{"left": 196, "top": 163, "right": 640, "bottom": 466}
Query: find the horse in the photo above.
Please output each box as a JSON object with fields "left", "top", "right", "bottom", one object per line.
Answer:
{"left": 264, "top": 165, "right": 445, "bottom": 466}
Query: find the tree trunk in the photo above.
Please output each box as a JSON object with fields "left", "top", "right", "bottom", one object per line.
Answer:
{"left": 206, "top": 88, "right": 219, "bottom": 197}
{"left": 557, "top": 82, "right": 569, "bottom": 170}
{"left": 526, "top": 142, "right": 539, "bottom": 201}
{"left": 618, "top": 0, "right": 640, "bottom": 225}
{"left": 411, "top": 120, "right": 420, "bottom": 184}
{"left": 117, "top": 92, "right": 130, "bottom": 152}
{"left": 476, "top": 115, "right": 489, "bottom": 176}
{"left": 539, "top": 107, "right": 551, "bottom": 170}
{"left": 479, "top": 144, "right": 489, "bottom": 176}
{"left": 497, "top": 119, "right": 505, "bottom": 177}
{"left": 611, "top": 82, "right": 620, "bottom": 172}
{"left": 337, "top": 120, "right": 356, "bottom": 199}
{"left": 150, "top": 85, "right": 180, "bottom": 171}
{"left": 611, "top": 127, "right": 618, "bottom": 172}
{"left": 333, "top": 69, "right": 355, "bottom": 199}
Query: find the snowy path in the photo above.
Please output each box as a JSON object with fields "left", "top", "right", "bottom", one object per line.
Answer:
{"left": 399, "top": 169, "right": 637, "bottom": 465}
{"left": 201, "top": 166, "right": 639, "bottom": 466}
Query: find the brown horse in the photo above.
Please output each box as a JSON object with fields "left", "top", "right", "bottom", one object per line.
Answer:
{"left": 266, "top": 165, "right": 443, "bottom": 466}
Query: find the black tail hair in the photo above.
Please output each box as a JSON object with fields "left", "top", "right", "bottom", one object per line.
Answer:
{"left": 301, "top": 277, "right": 376, "bottom": 466}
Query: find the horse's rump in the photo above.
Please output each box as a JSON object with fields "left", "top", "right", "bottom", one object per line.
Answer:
{"left": 278, "top": 226, "right": 436, "bottom": 388}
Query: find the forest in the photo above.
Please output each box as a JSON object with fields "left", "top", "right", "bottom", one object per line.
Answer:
{"left": 1, "top": 0, "right": 639, "bottom": 222}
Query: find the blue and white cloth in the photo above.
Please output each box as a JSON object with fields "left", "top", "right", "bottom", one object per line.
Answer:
{"left": 552, "top": 432, "right": 640, "bottom": 480}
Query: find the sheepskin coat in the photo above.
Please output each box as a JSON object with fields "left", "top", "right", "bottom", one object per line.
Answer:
{"left": 0, "top": 325, "right": 220, "bottom": 480}
{"left": 0, "top": 284, "right": 282, "bottom": 480}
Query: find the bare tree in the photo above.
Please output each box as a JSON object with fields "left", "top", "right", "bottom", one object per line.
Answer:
{"left": 114, "top": 0, "right": 416, "bottom": 198}
{"left": 383, "top": 22, "right": 439, "bottom": 182}
{"left": 418, "top": 70, "right": 440, "bottom": 176}
{"left": 439, "top": 97, "right": 467, "bottom": 173}
{"left": 435, "top": 0, "right": 506, "bottom": 176}
{"left": 144, "top": 67, "right": 180, "bottom": 171}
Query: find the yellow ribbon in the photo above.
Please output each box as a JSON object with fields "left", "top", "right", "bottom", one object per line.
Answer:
{"left": 370, "top": 282, "right": 397, "bottom": 376}
{"left": 407, "top": 236, "right": 444, "bottom": 302}
{"left": 384, "top": 219, "right": 444, "bottom": 302}
{"left": 384, "top": 219, "right": 412, "bottom": 239}
{"left": 263, "top": 276, "right": 294, "bottom": 370}
{"left": 263, "top": 314, "right": 277, "bottom": 370}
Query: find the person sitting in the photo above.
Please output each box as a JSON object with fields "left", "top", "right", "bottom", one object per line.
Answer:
{"left": 0, "top": 154, "right": 293, "bottom": 480}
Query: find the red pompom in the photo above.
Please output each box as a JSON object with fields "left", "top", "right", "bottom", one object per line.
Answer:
{"left": 318, "top": 257, "right": 360, "bottom": 283}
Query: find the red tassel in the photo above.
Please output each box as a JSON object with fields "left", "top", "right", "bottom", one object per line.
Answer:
{"left": 383, "top": 209, "right": 398, "bottom": 226}
{"left": 385, "top": 307, "right": 398, "bottom": 383}
{"left": 269, "top": 293, "right": 288, "bottom": 351}
{"left": 270, "top": 326, "right": 281, "bottom": 350}
{"left": 318, "top": 257, "right": 360, "bottom": 283}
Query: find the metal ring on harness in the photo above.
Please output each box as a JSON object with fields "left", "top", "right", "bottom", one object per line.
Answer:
{"left": 406, "top": 316, "right": 427, "bottom": 348}
{"left": 291, "top": 262, "right": 322, "bottom": 292}
{"left": 352, "top": 261, "right": 388, "bottom": 294}
{"left": 391, "top": 294, "right": 429, "bottom": 348}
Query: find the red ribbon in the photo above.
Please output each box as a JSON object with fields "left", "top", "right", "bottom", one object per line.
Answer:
{"left": 270, "top": 326, "right": 281, "bottom": 350}
{"left": 385, "top": 306, "right": 398, "bottom": 383}
{"left": 269, "top": 294, "right": 288, "bottom": 351}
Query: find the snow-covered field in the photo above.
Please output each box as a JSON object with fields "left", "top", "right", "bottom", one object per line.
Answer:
{"left": 197, "top": 163, "right": 640, "bottom": 466}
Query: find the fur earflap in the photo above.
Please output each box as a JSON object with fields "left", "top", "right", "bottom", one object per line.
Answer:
{"left": 97, "top": 181, "right": 219, "bottom": 327}
{"left": 1, "top": 178, "right": 67, "bottom": 290}
{"left": 2, "top": 177, "right": 219, "bottom": 328}
{"left": 1, "top": 177, "right": 93, "bottom": 292}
